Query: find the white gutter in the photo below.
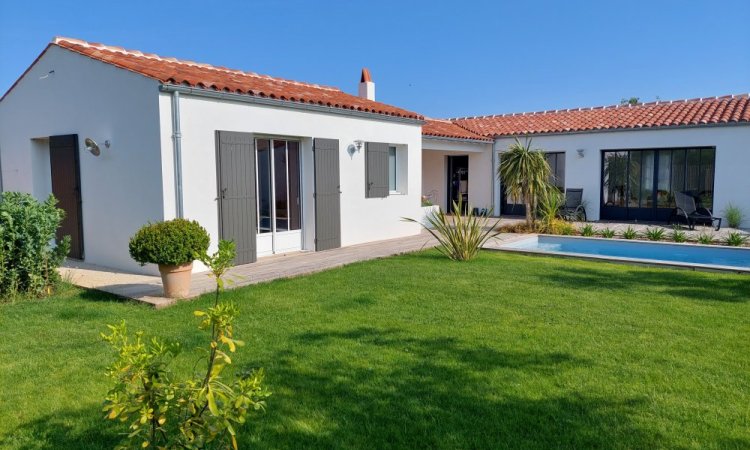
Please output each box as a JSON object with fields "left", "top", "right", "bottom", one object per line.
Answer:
{"left": 170, "top": 90, "right": 184, "bottom": 218}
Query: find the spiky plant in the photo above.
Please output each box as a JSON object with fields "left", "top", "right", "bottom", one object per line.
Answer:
{"left": 498, "top": 138, "right": 551, "bottom": 227}
{"left": 599, "top": 228, "right": 616, "bottom": 238}
{"left": 579, "top": 224, "right": 596, "bottom": 237}
{"left": 404, "top": 197, "right": 500, "bottom": 261}
{"left": 644, "top": 227, "right": 665, "bottom": 241}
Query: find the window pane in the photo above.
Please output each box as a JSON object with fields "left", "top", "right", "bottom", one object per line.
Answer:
{"left": 274, "top": 140, "right": 288, "bottom": 231}
{"left": 256, "top": 139, "right": 272, "bottom": 234}
{"left": 656, "top": 150, "right": 672, "bottom": 208}
{"left": 388, "top": 146, "right": 397, "bottom": 192}
{"left": 628, "top": 151, "right": 642, "bottom": 208}
{"left": 685, "top": 149, "right": 701, "bottom": 195}
{"left": 288, "top": 142, "right": 301, "bottom": 230}
{"left": 640, "top": 150, "right": 655, "bottom": 208}
{"left": 602, "top": 151, "right": 627, "bottom": 207}
{"left": 699, "top": 148, "right": 715, "bottom": 210}
{"left": 671, "top": 149, "right": 686, "bottom": 198}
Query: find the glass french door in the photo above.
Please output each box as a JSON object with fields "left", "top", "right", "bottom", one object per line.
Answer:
{"left": 255, "top": 139, "right": 302, "bottom": 256}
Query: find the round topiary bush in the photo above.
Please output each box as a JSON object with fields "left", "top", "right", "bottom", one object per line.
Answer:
{"left": 129, "top": 219, "right": 209, "bottom": 266}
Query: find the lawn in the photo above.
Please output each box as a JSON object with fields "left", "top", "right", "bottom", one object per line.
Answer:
{"left": 0, "top": 250, "right": 749, "bottom": 449}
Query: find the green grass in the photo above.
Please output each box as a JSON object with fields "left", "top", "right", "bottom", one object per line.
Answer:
{"left": 1, "top": 250, "right": 749, "bottom": 449}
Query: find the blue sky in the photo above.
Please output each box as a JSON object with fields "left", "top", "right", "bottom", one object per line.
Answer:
{"left": 1, "top": 0, "right": 748, "bottom": 118}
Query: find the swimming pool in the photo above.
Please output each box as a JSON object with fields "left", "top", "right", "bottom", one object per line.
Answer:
{"left": 500, "top": 235, "right": 750, "bottom": 272}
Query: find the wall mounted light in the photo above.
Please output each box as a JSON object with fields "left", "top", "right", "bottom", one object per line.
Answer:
{"left": 84, "top": 137, "right": 111, "bottom": 157}
{"left": 348, "top": 140, "right": 364, "bottom": 157}
{"left": 576, "top": 148, "right": 585, "bottom": 158}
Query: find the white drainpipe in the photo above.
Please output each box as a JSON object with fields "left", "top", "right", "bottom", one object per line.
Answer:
{"left": 170, "top": 90, "right": 184, "bottom": 218}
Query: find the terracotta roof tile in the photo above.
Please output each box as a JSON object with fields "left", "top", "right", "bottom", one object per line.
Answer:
{"left": 450, "top": 95, "right": 750, "bottom": 137}
{"left": 422, "top": 119, "right": 492, "bottom": 141}
{"left": 50, "top": 37, "right": 422, "bottom": 120}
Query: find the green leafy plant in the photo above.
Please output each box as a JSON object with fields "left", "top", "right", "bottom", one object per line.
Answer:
{"left": 579, "top": 224, "right": 596, "bottom": 237}
{"left": 0, "top": 192, "right": 70, "bottom": 299}
{"left": 725, "top": 232, "right": 748, "bottom": 247}
{"left": 644, "top": 227, "right": 665, "bottom": 241}
{"left": 670, "top": 227, "right": 687, "bottom": 243}
{"left": 498, "top": 138, "right": 551, "bottom": 227}
{"left": 599, "top": 228, "right": 616, "bottom": 239}
{"left": 421, "top": 196, "right": 434, "bottom": 207}
{"left": 404, "top": 197, "right": 500, "bottom": 261}
{"left": 723, "top": 204, "right": 744, "bottom": 229}
{"left": 621, "top": 226, "right": 639, "bottom": 240}
{"left": 537, "top": 187, "right": 565, "bottom": 234}
{"left": 103, "top": 240, "right": 270, "bottom": 449}
{"left": 129, "top": 219, "right": 210, "bottom": 266}
{"left": 697, "top": 231, "right": 715, "bottom": 245}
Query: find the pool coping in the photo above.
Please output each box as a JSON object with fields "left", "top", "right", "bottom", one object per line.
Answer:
{"left": 488, "top": 234, "right": 750, "bottom": 274}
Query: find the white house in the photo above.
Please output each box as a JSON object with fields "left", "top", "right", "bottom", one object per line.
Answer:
{"left": 2, "top": 37, "right": 749, "bottom": 275}
{"left": 0, "top": 37, "right": 424, "bottom": 274}
{"left": 422, "top": 96, "right": 750, "bottom": 227}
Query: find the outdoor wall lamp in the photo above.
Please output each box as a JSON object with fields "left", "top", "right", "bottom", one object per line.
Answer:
{"left": 84, "top": 137, "right": 111, "bottom": 157}
{"left": 348, "top": 140, "right": 364, "bottom": 157}
{"left": 576, "top": 148, "right": 585, "bottom": 158}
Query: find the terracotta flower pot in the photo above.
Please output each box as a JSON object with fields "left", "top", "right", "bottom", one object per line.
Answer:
{"left": 158, "top": 262, "right": 193, "bottom": 298}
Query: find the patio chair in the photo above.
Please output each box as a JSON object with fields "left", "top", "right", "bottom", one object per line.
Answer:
{"left": 561, "top": 188, "right": 586, "bottom": 221}
{"left": 668, "top": 191, "right": 722, "bottom": 230}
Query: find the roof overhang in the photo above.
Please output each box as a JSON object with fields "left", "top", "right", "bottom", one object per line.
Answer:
{"left": 160, "top": 84, "right": 425, "bottom": 126}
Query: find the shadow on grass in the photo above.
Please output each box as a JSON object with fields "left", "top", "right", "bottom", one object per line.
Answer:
{"left": 243, "top": 327, "right": 671, "bottom": 449}
{"left": 521, "top": 258, "right": 750, "bottom": 303}
{"left": 0, "top": 405, "right": 120, "bottom": 450}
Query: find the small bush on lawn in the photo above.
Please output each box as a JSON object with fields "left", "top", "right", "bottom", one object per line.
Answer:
{"left": 405, "top": 197, "right": 500, "bottom": 261}
{"left": 645, "top": 227, "right": 665, "bottom": 241}
{"left": 723, "top": 204, "right": 744, "bottom": 229}
{"left": 0, "top": 192, "right": 70, "bottom": 299}
{"left": 579, "top": 224, "right": 596, "bottom": 237}
{"left": 129, "top": 219, "right": 209, "bottom": 266}
{"left": 103, "top": 240, "right": 270, "bottom": 449}
{"left": 725, "top": 232, "right": 748, "bottom": 247}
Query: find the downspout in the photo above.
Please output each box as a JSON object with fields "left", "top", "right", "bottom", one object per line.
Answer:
{"left": 170, "top": 90, "right": 184, "bottom": 218}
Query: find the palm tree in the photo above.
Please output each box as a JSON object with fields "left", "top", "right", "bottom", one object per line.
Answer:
{"left": 498, "top": 137, "right": 551, "bottom": 227}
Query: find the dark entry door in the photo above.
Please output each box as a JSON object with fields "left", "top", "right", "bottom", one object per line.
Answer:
{"left": 49, "top": 135, "right": 83, "bottom": 259}
{"left": 216, "top": 131, "right": 257, "bottom": 265}
{"left": 313, "top": 138, "right": 341, "bottom": 251}
{"left": 447, "top": 155, "right": 468, "bottom": 214}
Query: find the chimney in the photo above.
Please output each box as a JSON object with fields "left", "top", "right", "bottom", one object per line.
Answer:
{"left": 358, "top": 68, "right": 375, "bottom": 101}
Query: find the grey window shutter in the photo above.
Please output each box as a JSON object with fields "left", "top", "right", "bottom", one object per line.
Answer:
{"left": 365, "top": 142, "right": 389, "bottom": 198}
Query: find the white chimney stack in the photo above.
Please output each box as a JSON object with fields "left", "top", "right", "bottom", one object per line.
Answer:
{"left": 358, "top": 68, "right": 375, "bottom": 101}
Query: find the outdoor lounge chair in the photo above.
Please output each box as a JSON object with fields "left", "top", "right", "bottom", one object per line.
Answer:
{"left": 668, "top": 191, "right": 722, "bottom": 230}
{"left": 561, "top": 188, "right": 586, "bottom": 221}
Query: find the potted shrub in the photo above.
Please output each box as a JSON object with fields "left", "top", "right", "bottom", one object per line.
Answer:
{"left": 129, "top": 219, "right": 210, "bottom": 298}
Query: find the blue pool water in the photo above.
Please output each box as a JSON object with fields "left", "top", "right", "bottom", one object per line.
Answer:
{"left": 502, "top": 235, "right": 750, "bottom": 271}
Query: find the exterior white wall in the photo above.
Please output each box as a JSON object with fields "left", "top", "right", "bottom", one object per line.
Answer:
{"left": 0, "top": 46, "right": 165, "bottom": 273}
{"left": 493, "top": 125, "right": 750, "bottom": 226}
{"left": 422, "top": 138, "right": 493, "bottom": 212}
{"left": 159, "top": 93, "right": 423, "bottom": 263}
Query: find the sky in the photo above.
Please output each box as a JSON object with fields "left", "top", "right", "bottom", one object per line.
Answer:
{"left": 1, "top": 0, "right": 748, "bottom": 118}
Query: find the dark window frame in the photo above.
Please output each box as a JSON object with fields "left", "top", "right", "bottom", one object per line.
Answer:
{"left": 600, "top": 146, "right": 716, "bottom": 221}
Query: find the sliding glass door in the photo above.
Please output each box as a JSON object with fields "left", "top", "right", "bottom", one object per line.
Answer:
{"left": 256, "top": 139, "right": 302, "bottom": 255}
{"left": 601, "top": 147, "right": 715, "bottom": 221}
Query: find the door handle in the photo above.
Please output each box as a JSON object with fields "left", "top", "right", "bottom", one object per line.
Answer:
{"left": 216, "top": 187, "right": 227, "bottom": 201}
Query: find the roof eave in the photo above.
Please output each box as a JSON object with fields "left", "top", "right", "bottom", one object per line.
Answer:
{"left": 160, "top": 84, "right": 425, "bottom": 125}
{"left": 490, "top": 120, "right": 750, "bottom": 139}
